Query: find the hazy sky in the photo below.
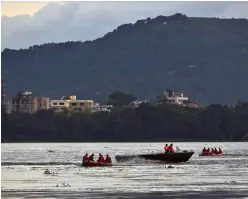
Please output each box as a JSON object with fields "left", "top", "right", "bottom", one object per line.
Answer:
{"left": 1, "top": 1, "right": 49, "bottom": 17}
{"left": 1, "top": 1, "right": 248, "bottom": 50}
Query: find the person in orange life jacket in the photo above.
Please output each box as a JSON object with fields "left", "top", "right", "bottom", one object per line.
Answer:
{"left": 202, "top": 147, "right": 207, "bottom": 153}
{"left": 88, "top": 153, "right": 94, "bottom": 161}
{"left": 105, "top": 154, "right": 112, "bottom": 164}
{"left": 97, "top": 153, "right": 104, "bottom": 163}
{"left": 218, "top": 148, "right": 223, "bottom": 154}
{"left": 164, "top": 144, "right": 169, "bottom": 153}
{"left": 83, "top": 153, "right": 89, "bottom": 162}
{"left": 168, "top": 144, "right": 174, "bottom": 153}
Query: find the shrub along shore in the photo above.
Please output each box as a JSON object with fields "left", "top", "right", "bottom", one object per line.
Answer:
{"left": 2, "top": 101, "right": 248, "bottom": 142}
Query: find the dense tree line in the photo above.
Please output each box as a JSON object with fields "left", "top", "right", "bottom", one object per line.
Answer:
{"left": 2, "top": 13, "right": 248, "bottom": 104}
{"left": 2, "top": 100, "right": 248, "bottom": 142}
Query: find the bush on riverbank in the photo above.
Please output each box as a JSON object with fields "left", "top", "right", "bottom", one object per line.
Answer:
{"left": 2, "top": 101, "right": 248, "bottom": 142}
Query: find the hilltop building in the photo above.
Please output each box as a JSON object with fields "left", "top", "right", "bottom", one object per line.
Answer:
{"left": 161, "top": 89, "right": 199, "bottom": 108}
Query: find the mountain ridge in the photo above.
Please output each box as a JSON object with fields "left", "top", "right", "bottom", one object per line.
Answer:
{"left": 2, "top": 13, "right": 248, "bottom": 104}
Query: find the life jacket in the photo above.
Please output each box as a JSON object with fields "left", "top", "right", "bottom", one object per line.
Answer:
{"left": 105, "top": 156, "right": 112, "bottom": 164}
{"left": 88, "top": 154, "right": 94, "bottom": 161}
{"left": 168, "top": 145, "right": 174, "bottom": 153}
{"left": 218, "top": 148, "right": 222, "bottom": 154}
{"left": 83, "top": 155, "right": 89, "bottom": 162}
{"left": 98, "top": 155, "right": 104, "bottom": 163}
{"left": 164, "top": 145, "right": 168, "bottom": 151}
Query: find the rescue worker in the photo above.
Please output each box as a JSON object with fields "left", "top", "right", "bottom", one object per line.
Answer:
{"left": 105, "top": 154, "right": 112, "bottom": 164}
{"left": 88, "top": 153, "right": 94, "bottom": 161}
{"left": 207, "top": 148, "right": 210, "bottom": 153}
{"left": 211, "top": 148, "right": 215, "bottom": 153}
{"left": 202, "top": 147, "right": 207, "bottom": 153}
{"left": 214, "top": 148, "right": 218, "bottom": 154}
{"left": 218, "top": 148, "right": 223, "bottom": 154}
{"left": 168, "top": 144, "right": 174, "bottom": 153}
{"left": 83, "top": 153, "right": 89, "bottom": 162}
{"left": 97, "top": 153, "right": 104, "bottom": 163}
{"left": 164, "top": 144, "right": 169, "bottom": 153}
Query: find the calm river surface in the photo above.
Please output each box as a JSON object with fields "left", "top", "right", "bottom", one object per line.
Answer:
{"left": 1, "top": 142, "right": 248, "bottom": 198}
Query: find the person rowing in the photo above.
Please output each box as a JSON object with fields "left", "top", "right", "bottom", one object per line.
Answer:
{"left": 97, "top": 153, "right": 105, "bottom": 163}
{"left": 88, "top": 153, "right": 94, "bottom": 161}
{"left": 83, "top": 153, "right": 89, "bottom": 162}
{"left": 202, "top": 147, "right": 207, "bottom": 153}
{"left": 218, "top": 148, "right": 223, "bottom": 154}
{"left": 105, "top": 154, "right": 112, "bottom": 164}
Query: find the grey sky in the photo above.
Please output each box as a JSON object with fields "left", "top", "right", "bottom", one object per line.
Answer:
{"left": 1, "top": 1, "right": 248, "bottom": 50}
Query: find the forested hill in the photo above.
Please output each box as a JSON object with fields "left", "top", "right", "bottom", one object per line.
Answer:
{"left": 2, "top": 13, "right": 248, "bottom": 104}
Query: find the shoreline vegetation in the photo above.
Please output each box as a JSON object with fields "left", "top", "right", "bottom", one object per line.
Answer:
{"left": 2, "top": 93, "right": 248, "bottom": 143}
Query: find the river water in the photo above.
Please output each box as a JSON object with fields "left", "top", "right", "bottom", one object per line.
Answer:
{"left": 1, "top": 142, "right": 248, "bottom": 198}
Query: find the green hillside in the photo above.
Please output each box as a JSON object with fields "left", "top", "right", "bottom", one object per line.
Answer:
{"left": 2, "top": 13, "right": 248, "bottom": 104}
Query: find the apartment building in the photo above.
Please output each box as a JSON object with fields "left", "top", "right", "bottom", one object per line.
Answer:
{"left": 50, "top": 99, "right": 71, "bottom": 112}
{"left": 11, "top": 91, "right": 50, "bottom": 113}
{"left": 69, "top": 100, "right": 94, "bottom": 112}
{"left": 2, "top": 100, "right": 11, "bottom": 114}
{"left": 50, "top": 96, "right": 94, "bottom": 112}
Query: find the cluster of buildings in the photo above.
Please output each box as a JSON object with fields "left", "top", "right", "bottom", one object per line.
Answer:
{"left": 1, "top": 77, "right": 198, "bottom": 114}
{"left": 2, "top": 91, "right": 113, "bottom": 114}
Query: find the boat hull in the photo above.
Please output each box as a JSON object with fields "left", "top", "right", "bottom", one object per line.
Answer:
{"left": 200, "top": 152, "right": 224, "bottom": 156}
{"left": 115, "top": 151, "right": 194, "bottom": 163}
{"left": 82, "top": 161, "right": 112, "bottom": 167}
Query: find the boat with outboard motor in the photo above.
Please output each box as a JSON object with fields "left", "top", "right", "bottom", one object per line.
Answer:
{"left": 115, "top": 150, "right": 194, "bottom": 163}
{"left": 82, "top": 160, "right": 113, "bottom": 167}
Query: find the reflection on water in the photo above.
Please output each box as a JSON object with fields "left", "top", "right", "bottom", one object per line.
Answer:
{"left": 1, "top": 142, "right": 248, "bottom": 198}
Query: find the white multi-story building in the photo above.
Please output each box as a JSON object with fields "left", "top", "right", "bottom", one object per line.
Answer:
{"left": 92, "top": 103, "right": 113, "bottom": 113}
{"left": 164, "top": 90, "right": 188, "bottom": 105}
{"left": 163, "top": 89, "right": 199, "bottom": 107}
{"left": 2, "top": 100, "right": 11, "bottom": 114}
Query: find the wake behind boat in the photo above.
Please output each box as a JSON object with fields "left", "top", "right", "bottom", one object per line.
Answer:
{"left": 115, "top": 151, "right": 194, "bottom": 163}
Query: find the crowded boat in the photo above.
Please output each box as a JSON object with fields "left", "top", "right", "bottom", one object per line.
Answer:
{"left": 200, "top": 147, "right": 223, "bottom": 156}
{"left": 82, "top": 153, "right": 113, "bottom": 167}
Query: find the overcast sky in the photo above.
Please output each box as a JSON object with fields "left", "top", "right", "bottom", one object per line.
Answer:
{"left": 1, "top": 1, "right": 248, "bottom": 50}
